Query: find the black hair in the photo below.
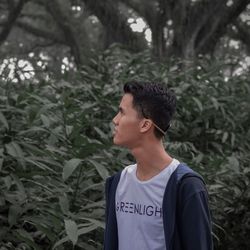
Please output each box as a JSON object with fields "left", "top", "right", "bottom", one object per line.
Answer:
{"left": 124, "top": 81, "right": 176, "bottom": 139}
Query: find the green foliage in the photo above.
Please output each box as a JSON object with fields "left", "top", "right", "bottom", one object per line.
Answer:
{"left": 0, "top": 48, "right": 249, "bottom": 249}
{"left": 0, "top": 73, "right": 118, "bottom": 249}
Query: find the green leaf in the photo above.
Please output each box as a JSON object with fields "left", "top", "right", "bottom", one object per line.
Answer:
{"left": 77, "top": 223, "right": 99, "bottom": 235}
{"left": 16, "top": 229, "right": 34, "bottom": 242}
{"left": 52, "top": 221, "right": 98, "bottom": 249}
{"left": 227, "top": 156, "right": 240, "bottom": 173}
{"left": 25, "top": 158, "right": 57, "bottom": 173}
{"left": 8, "top": 205, "right": 22, "bottom": 227}
{"left": 20, "top": 142, "right": 47, "bottom": 156}
{"left": 11, "top": 174, "right": 26, "bottom": 198}
{"left": 41, "top": 114, "right": 50, "bottom": 127}
{"left": 63, "top": 158, "right": 82, "bottom": 181}
{"left": 5, "top": 142, "right": 23, "bottom": 158}
{"left": 94, "top": 126, "right": 108, "bottom": 139}
{"left": 28, "top": 93, "right": 50, "bottom": 104}
{"left": 18, "top": 127, "right": 47, "bottom": 136}
{"left": 53, "top": 235, "right": 70, "bottom": 249}
{"left": 64, "top": 219, "right": 78, "bottom": 246}
{"left": 192, "top": 97, "right": 203, "bottom": 112}
{"left": 3, "top": 176, "right": 12, "bottom": 190}
{"left": 59, "top": 195, "right": 69, "bottom": 214}
{"left": 0, "top": 111, "right": 9, "bottom": 129}
{"left": 22, "top": 179, "right": 54, "bottom": 193}
{"left": 231, "top": 133, "right": 236, "bottom": 147}
{"left": 194, "top": 153, "right": 203, "bottom": 164}
{"left": 210, "top": 97, "right": 219, "bottom": 110}
{"left": 222, "top": 132, "right": 228, "bottom": 143}
{"left": 79, "top": 217, "right": 105, "bottom": 229}
{"left": 66, "top": 125, "right": 73, "bottom": 136}
{"left": 88, "top": 159, "right": 109, "bottom": 180}
{"left": 5, "top": 142, "right": 25, "bottom": 168}
{"left": 34, "top": 223, "right": 56, "bottom": 242}
{"left": 14, "top": 229, "right": 42, "bottom": 250}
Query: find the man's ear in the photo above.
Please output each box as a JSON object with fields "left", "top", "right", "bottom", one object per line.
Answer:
{"left": 140, "top": 119, "right": 153, "bottom": 133}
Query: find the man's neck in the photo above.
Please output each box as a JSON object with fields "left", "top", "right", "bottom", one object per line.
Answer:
{"left": 130, "top": 141, "right": 173, "bottom": 181}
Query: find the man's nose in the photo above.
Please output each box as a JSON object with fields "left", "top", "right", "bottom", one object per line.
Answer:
{"left": 112, "top": 113, "right": 119, "bottom": 125}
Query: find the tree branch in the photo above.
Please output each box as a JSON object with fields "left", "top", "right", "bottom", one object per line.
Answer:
{"left": 44, "top": 0, "right": 84, "bottom": 66}
{"left": 196, "top": 0, "right": 250, "bottom": 54}
{"left": 170, "top": 0, "right": 250, "bottom": 58}
{"left": 16, "top": 20, "right": 65, "bottom": 44}
{"left": 83, "top": 0, "right": 147, "bottom": 52}
{"left": 0, "top": 0, "right": 27, "bottom": 45}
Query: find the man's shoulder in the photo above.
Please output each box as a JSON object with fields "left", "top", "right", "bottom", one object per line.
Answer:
{"left": 106, "top": 170, "right": 122, "bottom": 185}
{"left": 175, "top": 163, "right": 207, "bottom": 199}
{"left": 107, "top": 164, "right": 136, "bottom": 181}
{"left": 174, "top": 163, "right": 204, "bottom": 182}
{"left": 166, "top": 163, "right": 206, "bottom": 196}
{"left": 105, "top": 170, "right": 122, "bottom": 199}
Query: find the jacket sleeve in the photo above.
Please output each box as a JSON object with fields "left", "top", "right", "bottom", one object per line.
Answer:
{"left": 178, "top": 176, "right": 213, "bottom": 250}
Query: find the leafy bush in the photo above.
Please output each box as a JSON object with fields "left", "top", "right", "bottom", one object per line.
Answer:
{"left": 0, "top": 76, "right": 119, "bottom": 249}
{"left": 0, "top": 47, "right": 249, "bottom": 249}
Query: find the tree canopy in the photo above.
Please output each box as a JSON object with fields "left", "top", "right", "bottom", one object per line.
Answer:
{"left": 0, "top": 0, "right": 250, "bottom": 71}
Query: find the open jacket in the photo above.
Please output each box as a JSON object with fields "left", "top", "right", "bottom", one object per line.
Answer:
{"left": 104, "top": 163, "right": 213, "bottom": 250}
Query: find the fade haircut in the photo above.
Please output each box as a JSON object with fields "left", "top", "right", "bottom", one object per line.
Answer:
{"left": 123, "top": 81, "right": 176, "bottom": 139}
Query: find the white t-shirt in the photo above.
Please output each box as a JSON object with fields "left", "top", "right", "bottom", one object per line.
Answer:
{"left": 115, "top": 159, "right": 180, "bottom": 250}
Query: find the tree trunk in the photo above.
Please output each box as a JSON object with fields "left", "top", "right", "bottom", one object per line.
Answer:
{"left": 44, "top": 0, "right": 86, "bottom": 67}
{"left": 0, "top": 0, "right": 26, "bottom": 46}
{"left": 170, "top": 0, "right": 250, "bottom": 59}
{"left": 83, "top": 0, "right": 147, "bottom": 52}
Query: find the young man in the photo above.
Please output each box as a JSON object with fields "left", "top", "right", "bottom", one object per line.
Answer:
{"left": 104, "top": 82, "right": 213, "bottom": 250}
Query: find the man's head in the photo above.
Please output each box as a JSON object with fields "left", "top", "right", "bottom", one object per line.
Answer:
{"left": 112, "top": 81, "right": 176, "bottom": 147}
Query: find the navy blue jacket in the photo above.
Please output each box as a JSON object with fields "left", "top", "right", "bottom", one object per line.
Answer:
{"left": 104, "top": 163, "right": 213, "bottom": 250}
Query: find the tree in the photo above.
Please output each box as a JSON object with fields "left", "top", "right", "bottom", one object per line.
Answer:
{"left": 0, "top": 0, "right": 249, "bottom": 69}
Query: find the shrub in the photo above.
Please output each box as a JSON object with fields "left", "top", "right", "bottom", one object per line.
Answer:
{"left": 0, "top": 48, "right": 249, "bottom": 249}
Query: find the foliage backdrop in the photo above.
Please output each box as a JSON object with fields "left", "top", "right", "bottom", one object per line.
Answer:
{"left": 0, "top": 0, "right": 250, "bottom": 73}
{"left": 0, "top": 48, "right": 249, "bottom": 249}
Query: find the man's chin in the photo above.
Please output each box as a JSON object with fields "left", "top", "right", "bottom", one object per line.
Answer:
{"left": 113, "top": 137, "right": 124, "bottom": 147}
{"left": 113, "top": 137, "right": 119, "bottom": 145}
